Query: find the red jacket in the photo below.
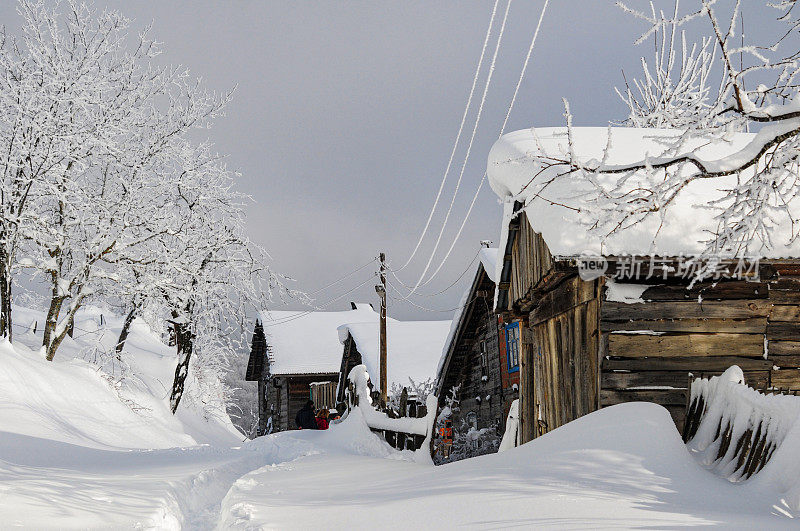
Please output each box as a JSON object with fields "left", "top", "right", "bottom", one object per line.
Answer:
{"left": 316, "top": 417, "right": 329, "bottom": 430}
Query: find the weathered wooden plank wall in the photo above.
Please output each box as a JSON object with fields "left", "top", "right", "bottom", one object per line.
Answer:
{"left": 600, "top": 266, "right": 800, "bottom": 433}
{"left": 509, "top": 213, "right": 553, "bottom": 310}
{"left": 527, "top": 277, "right": 599, "bottom": 442}
{"left": 505, "top": 215, "right": 800, "bottom": 441}
{"left": 511, "top": 218, "right": 600, "bottom": 444}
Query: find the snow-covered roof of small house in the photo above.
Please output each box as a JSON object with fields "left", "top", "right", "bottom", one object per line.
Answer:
{"left": 260, "top": 304, "right": 378, "bottom": 376}
{"left": 337, "top": 319, "right": 452, "bottom": 392}
{"left": 487, "top": 126, "right": 800, "bottom": 262}
{"left": 435, "top": 248, "right": 498, "bottom": 390}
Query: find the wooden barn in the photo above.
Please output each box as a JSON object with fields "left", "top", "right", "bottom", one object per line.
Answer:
{"left": 487, "top": 126, "right": 800, "bottom": 445}
{"left": 434, "top": 246, "right": 519, "bottom": 461}
{"left": 245, "top": 303, "right": 378, "bottom": 434}
{"left": 336, "top": 318, "right": 451, "bottom": 408}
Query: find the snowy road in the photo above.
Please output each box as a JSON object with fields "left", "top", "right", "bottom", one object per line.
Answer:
{"left": 1, "top": 403, "right": 797, "bottom": 529}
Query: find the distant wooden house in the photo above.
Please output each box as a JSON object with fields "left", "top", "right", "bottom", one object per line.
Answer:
{"left": 434, "top": 247, "right": 519, "bottom": 461}
{"left": 336, "top": 319, "right": 451, "bottom": 409}
{"left": 488, "top": 127, "right": 800, "bottom": 445}
{"left": 245, "top": 303, "right": 378, "bottom": 434}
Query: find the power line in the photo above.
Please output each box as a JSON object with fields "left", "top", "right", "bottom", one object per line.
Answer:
{"left": 395, "top": 0, "right": 501, "bottom": 274}
{"left": 385, "top": 280, "right": 478, "bottom": 313}
{"left": 400, "top": 0, "right": 551, "bottom": 291}
{"left": 407, "top": 0, "right": 513, "bottom": 296}
{"left": 306, "top": 256, "right": 378, "bottom": 296}
{"left": 388, "top": 247, "right": 481, "bottom": 298}
{"left": 261, "top": 272, "right": 378, "bottom": 328}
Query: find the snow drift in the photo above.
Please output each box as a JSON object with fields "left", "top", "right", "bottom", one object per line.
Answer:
{"left": 0, "top": 305, "right": 241, "bottom": 450}
{"left": 219, "top": 402, "right": 796, "bottom": 528}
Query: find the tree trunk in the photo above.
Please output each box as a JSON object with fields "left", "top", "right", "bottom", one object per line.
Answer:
{"left": 43, "top": 295, "right": 65, "bottom": 362}
{"left": 0, "top": 256, "right": 12, "bottom": 342}
{"left": 169, "top": 320, "right": 194, "bottom": 413}
{"left": 115, "top": 303, "right": 138, "bottom": 358}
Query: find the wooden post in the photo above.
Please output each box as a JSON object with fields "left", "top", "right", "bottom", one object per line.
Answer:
{"left": 376, "top": 252, "right": 388, "bottom": 407}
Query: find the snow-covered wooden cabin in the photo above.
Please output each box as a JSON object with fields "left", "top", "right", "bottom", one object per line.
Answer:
{"left": 488, "top": 127, "right": 800, "bottom": 445}
{"left": 245, "top": 303, "right": 378, "bottom": 434}
{"left": 336, "top": 319, "right": 451, "bottom": 409}
{"left": 434, "top": 247, "right": 519, "bottom": 461}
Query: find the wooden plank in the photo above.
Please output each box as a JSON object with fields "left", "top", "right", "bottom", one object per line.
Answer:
{"left": 641, "top": 281, "right": 768, "bottom": 301}
{"left": 602, "top": 371, "right": 693, "bottom": 389}
{"left": 607, "top": 333, "right": 763, "bottom": 358}
{"left": 770, "top": 305, "right": 800, "bottom": 322}
{"left": 602, "top": 356, "right": 771, "bottom": 372}
{"left": 768, "top": 290, "right": 800, "bottom": 304}
{"left": 531, "top": 275, "right": 596, "bottom": 325}
{"left": 601, "top": 317, "right": 767, "bottom": 334}
{"left": 602, "top": 370, "right": 768, "bottom": 390}
{"left": 767, "top": 322, "right": 800, "bottom": 342}
{"left": 585, "top": 296, "right": 600, "bottom": 414}
{"left": 769, "top": 341, "right": 800, "bottom": 356}
{"left": 600, "top": 389, "right": 688, "bottom": 406}
{"left": 770, "top": 369, "right": 800, "bottom": 389}
{"left": 769, "top": 279, "right": 800, "bottom": 290}
{"left": 601, "top": 300, "right": 773, "bottom": 321}
{"left": 770, "top": 354, "right": 800, "bottom": 368}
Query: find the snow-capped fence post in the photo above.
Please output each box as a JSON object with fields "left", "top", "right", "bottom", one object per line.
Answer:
{"left": 684, "top": 366, "right": 800, "bottom": 482}
{"left": 345, "top": 364, "right": 438, "bottom": 454}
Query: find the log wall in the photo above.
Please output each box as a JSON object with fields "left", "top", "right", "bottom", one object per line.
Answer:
{"left": 600, "top": 269, "right": 800, "bottom": 433}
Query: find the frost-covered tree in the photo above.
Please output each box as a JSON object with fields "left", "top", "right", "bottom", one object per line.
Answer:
{"left": 2, "top": 0, "right": 232, "bottom": 362}
{"left": 543, "top": 0, "right": 800, "bottom": 261}
{"left": 0, "top": 0, "right": 303, "bottom": 424}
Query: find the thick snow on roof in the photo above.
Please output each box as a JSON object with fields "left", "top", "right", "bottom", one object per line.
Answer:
{"left": 337, "top": 320, "right": 451, "bottom": 392}
{"left": 260, "top": 304, "right": 379, "bottom": 375}
{"left": 488, "top": 127, "right": 800, "bottom": 258}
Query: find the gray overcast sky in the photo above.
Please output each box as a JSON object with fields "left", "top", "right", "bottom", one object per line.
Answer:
{"left": 0, "top": 1, "right": 776, "bottom": 320}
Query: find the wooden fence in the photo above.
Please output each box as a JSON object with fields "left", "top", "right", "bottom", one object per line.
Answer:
{"left": 683, "top": 366, "right": 800, "bottom": 481}
{"left": 310, "top": 381, "right": 337, "bottom": 410}
{"left": 344, "top": 364, "right": 437, "bottom": 452}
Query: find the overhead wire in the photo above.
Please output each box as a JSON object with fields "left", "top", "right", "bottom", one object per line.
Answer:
{"left": 261, "top": 272, "right": 379, "bottom": 328}
{"left": 417, "top": 0, "right": 551, "bottom": 287}
{"left": 385, "top": 280, "right": 478, "bottom": 313}
{"left": 388, "top": 247, "right": 481, "bottom": 298}
{"left": 396, "top": 0, "right": 551, "bottom": 299}
{"left": 305, "top": 256, "right": 378, "bottom": 296}
{"left": 406, "top": 0, "right": 513, "bottom": 295}
{"left": 394, "top": 0, "right": 501, "bottom": 274}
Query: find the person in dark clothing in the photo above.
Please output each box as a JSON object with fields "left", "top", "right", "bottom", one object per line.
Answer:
{"left": 295, "top": 400, "right": 318, "bottom": 429}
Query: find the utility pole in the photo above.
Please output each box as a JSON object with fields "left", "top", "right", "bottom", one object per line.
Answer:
{"left": 375, "top": 252, "right": 388, "bottom": 407}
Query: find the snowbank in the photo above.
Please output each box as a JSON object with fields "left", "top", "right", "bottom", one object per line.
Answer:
{"left": 0, "top": 306, "right": 240, "bottom": 449}
{"left": 219, "top": 402, "right": 796, "bottom": 529}
{"left": 686, "top": 366, "right": 800, "bottom": 515}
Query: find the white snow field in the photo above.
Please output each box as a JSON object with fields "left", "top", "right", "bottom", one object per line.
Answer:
{"left": 218, "top": 403, "right": 796, "bottom": 529}
{"left": 0, "top": 308, "right": 797, "bottom": 528}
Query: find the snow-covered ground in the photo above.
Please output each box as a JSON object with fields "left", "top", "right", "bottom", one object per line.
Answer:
{"left": 0, "top": 311, "right": 796, "bottom": 528}
{"left": 218, "top": 403, "right": 795, "bottom": 529}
